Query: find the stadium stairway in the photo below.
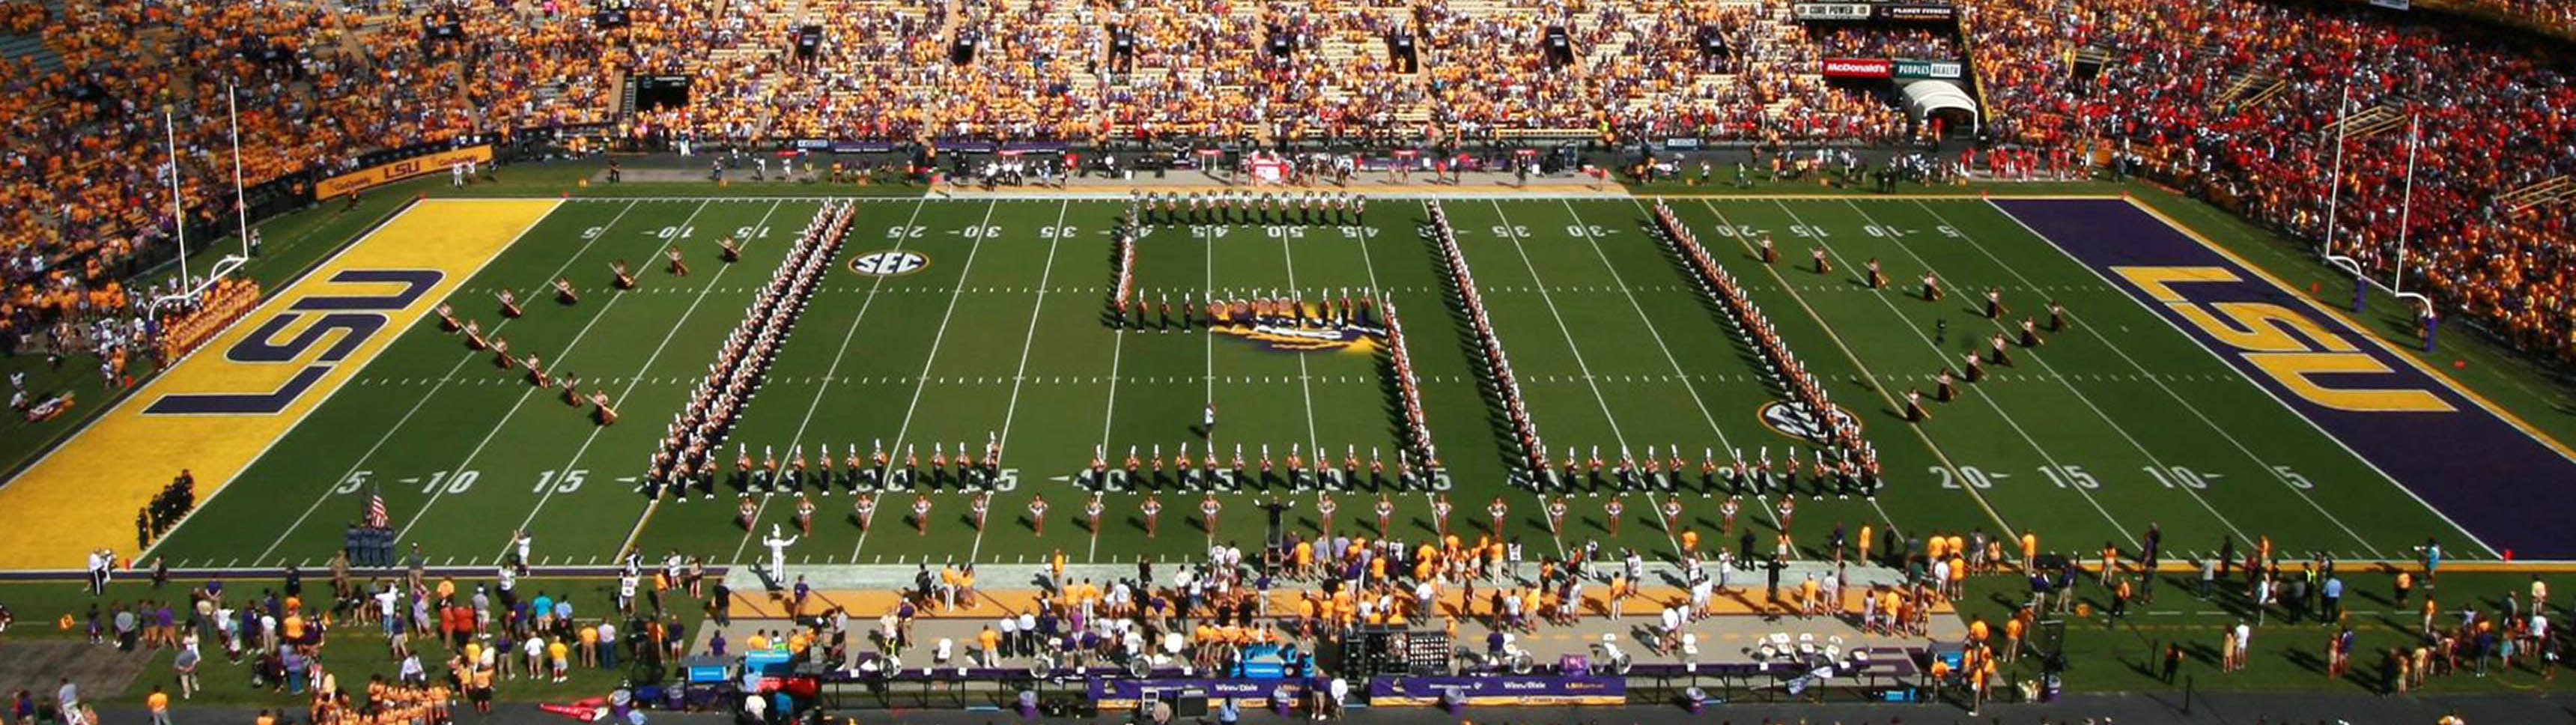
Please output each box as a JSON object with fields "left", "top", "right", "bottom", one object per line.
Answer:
{"left": 0, "top": 33, "right": 58, "bottom": 73}
{"left": 2500, "top": 174, "right": 2576, "bottom": 215}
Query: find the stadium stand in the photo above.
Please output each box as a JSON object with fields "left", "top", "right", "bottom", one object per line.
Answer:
{"left": 4, "top": 0, "right": 2576, "bottom": 367}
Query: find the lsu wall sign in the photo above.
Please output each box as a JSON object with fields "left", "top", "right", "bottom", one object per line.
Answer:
{"left": 0, "top": 198, "right": 558, "bottom": 568}
{"left": 316, "top": 145, "right": 494, "bottom": 200}
{"left": 1994, "top": 198, "right": 2576, "bottom": 557}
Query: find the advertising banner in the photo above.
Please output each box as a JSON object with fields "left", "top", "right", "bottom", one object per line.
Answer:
{"left": 1792, "top": 3, "right": 1873, "bottom": 19}
{"left": 932, "top": 139, "right": 999, "bottom": 154}
{"left": 316, "top": 145, "right": 493, "bottom": 199}
{"left": 1894, "top": 58, "right": 1965, "bottom": 79}
{"left": 1088, "top": 678, "right": 1309, "bottom": 710}
{"left": 1366, "top": 675, "right": 1626, "bottom": 706}
{"left": 1878, "top": 4, "right": 1958, "bottom": 20}
{"left": 1820, "top": 58, "right": 1895, "bottom": 79}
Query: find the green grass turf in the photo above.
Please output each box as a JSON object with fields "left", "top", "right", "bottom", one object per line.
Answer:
{"left": 0, "top": 577, "right": 705, "bottom": 704}
{"left": 79, "top": 190, "right": 2560, "bottom": 575}
{"left": 1954, "top": 568, "right": 2575, "bottom": 694}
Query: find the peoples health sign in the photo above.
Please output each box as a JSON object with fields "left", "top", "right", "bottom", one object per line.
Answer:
{"left": 1895, "top": 58, "right": 1964, "bottom": 79}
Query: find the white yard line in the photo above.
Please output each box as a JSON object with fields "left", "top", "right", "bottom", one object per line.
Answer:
{"left": 239, "top": 200, "right": 642, "bottom": 563}
{"left": 503, "top": 200, "right": 792, "bottom": 560}
{"left": 1482, "top": 201, "right": 1631, "bottom": 446}
{"left": 1764, "top": 199, "right": 2139, "bottom": 550}
{"left": 1098, "top": 328, "right": 1130, "bottom": 455}
{"left": 976, "top": 200, "right": 1073, "bottom": 564}
{"left": 1276, "top": 222, "right": 1325, "bottom": 456}
{"left": 1483, "top": 200, "right": 1681, "bottom": 562}
{"left": 831, "top": 201, "right": 997, "bottom": 562}
{"left": 886, "top": 201, "right": 1000, "bottom": 457}
{"left": 1955, "top": 199, "right": 2401, "bottom": 557}
{"left": 394, "top": 200, "right": 720, "bottom": 542}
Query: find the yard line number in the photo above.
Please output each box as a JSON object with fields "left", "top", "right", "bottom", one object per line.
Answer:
{"left": 335, "top": 469, "right": 480, "bottom": 495}
{"left": 1933, "top": 464, "right": 2312, "bottom": 490}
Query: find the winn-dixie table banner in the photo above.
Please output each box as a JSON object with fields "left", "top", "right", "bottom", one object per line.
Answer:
{"left": 1368, "top": 674, "right": 1626, "bottom": 706}
{"left": 1088, "top": 678, "right": 1310, "bottom": 710}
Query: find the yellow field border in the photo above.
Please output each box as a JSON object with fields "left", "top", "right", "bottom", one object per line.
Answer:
{"left": 0, "top": 199, "right": 562, "bottom": 569}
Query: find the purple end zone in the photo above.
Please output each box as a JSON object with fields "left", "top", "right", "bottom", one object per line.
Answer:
{"left": 1993, "top": 198, "right": 2576, "bottom": 559}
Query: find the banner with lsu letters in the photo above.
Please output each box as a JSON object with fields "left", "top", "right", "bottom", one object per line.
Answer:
{"left": 0, "top": 198, "right": 558, "bottom": 568}
{"left": 316, "top": 145, "right": 495, "bottom": 199}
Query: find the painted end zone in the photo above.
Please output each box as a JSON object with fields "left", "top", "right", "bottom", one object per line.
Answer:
{"left": 0, "top": 199, "right": 561, "bottom": 568}
{"left": 1994, "top": 198, "right": 2576, "bottom": 559}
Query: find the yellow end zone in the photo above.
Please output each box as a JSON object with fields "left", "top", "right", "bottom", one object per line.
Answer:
{"left": 0, "top": 199, "right": 560, "bottom": 569}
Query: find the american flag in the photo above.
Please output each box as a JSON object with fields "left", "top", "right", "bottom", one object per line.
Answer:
{"left": 365, "top": 484, "right": 389, "bottom": 529}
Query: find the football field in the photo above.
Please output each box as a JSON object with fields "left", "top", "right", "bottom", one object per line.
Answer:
{"left": 16, "top": 192, "right": 2575, "bottom": 573}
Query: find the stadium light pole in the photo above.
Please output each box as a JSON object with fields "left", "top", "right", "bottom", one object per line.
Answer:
{"left": 229, "top": 82, "right": 249, "bottom": 259}
{"left": 2391, "top": 113, "right": 2421, "bottom": 297}
{"left": 165, "top": 108, "right": 190, "bottom": 293}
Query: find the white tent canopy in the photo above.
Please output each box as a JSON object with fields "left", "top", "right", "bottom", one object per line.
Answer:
{"left": 1901, "top": 79, "right": 1980, "bottom": 133}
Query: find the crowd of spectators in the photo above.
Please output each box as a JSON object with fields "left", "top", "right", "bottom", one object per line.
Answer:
{"left": 1964, "top": 0, "right": 2576, "bottom": 363}
{"left": 2418, "top": 0, "right": 2576, "bottom": 41}
{"left": 10, "top": 0, "right": 2576, "bottom": 367}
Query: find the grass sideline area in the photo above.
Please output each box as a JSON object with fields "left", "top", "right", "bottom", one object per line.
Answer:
{"left": 0, "top": 576, "right": 705, "bottom": 706}
{"left": 1956, "top": 568, "right": 2572, "bottom": 694}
